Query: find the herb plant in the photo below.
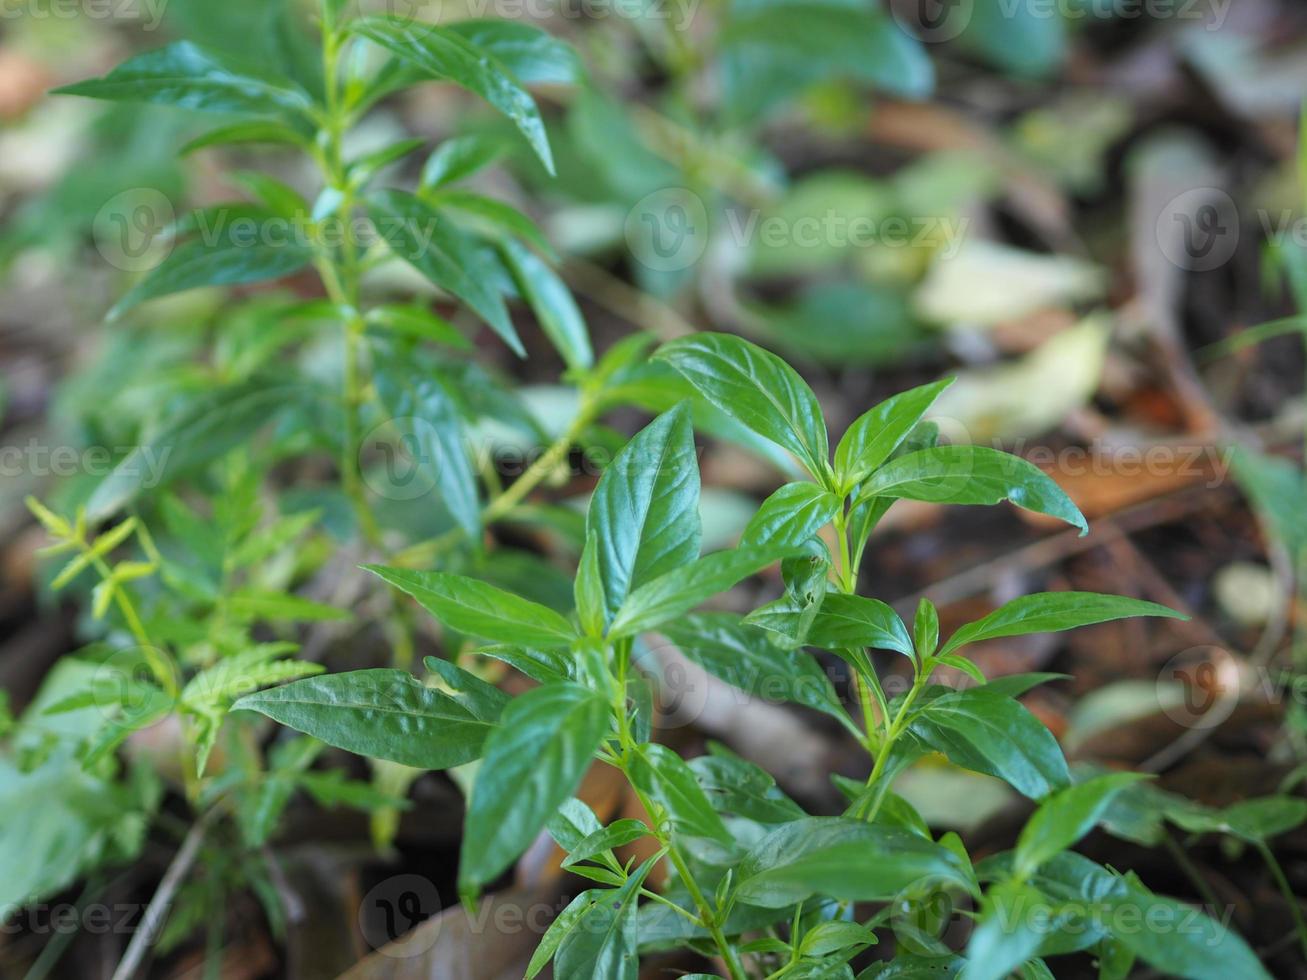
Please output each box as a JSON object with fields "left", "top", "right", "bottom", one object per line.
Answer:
{"left": 237, "top": 332, "right": 1272, "bottom": 978}
{"left": 7, "top": 1, "right": 1300, "bottom": 976}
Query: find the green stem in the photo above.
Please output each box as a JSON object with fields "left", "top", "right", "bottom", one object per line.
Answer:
{"left": 1258, "top": 841, "right": 1307, "bottom": 961}
{"left": 483, "top": 402, "right": 594, "bottom": 523}
{"left": 609, "top": 647, "right": 748, "bottom": 980}
{"left": 856, "top": 667, "right": 929, "bottom": 822}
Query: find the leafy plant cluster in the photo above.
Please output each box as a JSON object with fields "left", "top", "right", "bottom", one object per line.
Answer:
{"left": 4, "top": 0, "right": 1303, "bottom": 977}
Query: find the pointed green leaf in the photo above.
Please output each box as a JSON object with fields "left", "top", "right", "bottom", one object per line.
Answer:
{"left": 805, "top": 594, "right": 914, "bottom": 658}
{"left": 367, "top": 188, "right": 521, "bottom": 353}
{"left": 609, "top": 548, "right": 778, "bottom": 638}
{"left": 109, "top": 216, "right": 316, "bottom": 320}
{"left": 497, "top": 238, "right": 592, "bottom": 371}
{"left": 734, "top": 817, "right": 971, "bottom": 908}
{"left": 586, "top": 405, "right": 701, "bottom": 622}
{"left": 352, "top": 17, "right": 554, "bottom": 173}
{"left": 1015, "top": 773, "right": 1149, "bottom": 878}
{"left": 54, "top": 42, "right": 314, "bottom": 124}
{"left": 960, "top": 880, "right": 1047, "bottom": 980}
{"left": 858, "top": 446, "right": 1087, "bottom": 535}
{"left": 232, "top": 669, "right": 497, "bottom": 770}
{"left": 909, "top": 688, "right": 1070, "bottom": 799}
{"left": 834, "top": 379, "right": 954, "bottom": 489}
{"left": 659, "top": 612, "right": 849, "bottom": 725}
{"left": 741, "top": 482, "right": 840, "bottom": 553}
{"left": 657, "top": 333, "right": 830, "bottom": 479}
{"left": 630, "top": 743, "right": 731, "bottom": 843}
{"left": 365, "top": 566, "right": 577, "bottom": 647}
{"left": 372, "top": 348, "right": 481, "bottom": 541}
{"left": 459, "top": 682, "right": 609, "bottom": 891}
{"left": 939, "top": 593, "right": 1185, "bottom": 658}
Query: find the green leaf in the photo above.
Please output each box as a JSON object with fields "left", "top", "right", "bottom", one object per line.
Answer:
{"left": 805, "top": 594, "right": 914, "bottom": 658}
{"left": 939, "top": 593, "right": 1185, "bottom": 658}
{"left": 547, "top": 797, "right": 605, "bottom": 852}
{"left": 228, "top": 589, "right": 351, "bottom": 623}
{"left": 1231, "top": 446, "right": 1307, "bottom": 559}
{"left": 914, "top": 599, "right": 940, "bottom": 659}
{"left": 554, "top": 856, "right": 656, "bottom": 980}
{"left": 1109, "top": 880, "right": 1269, "bottom": 980}
{"left": 54, "top": 42, "right": 314, "bottom": 124}
{"left": 657, "top": 333, "right": 830, "bottom": 480}
{"left": 367, "top": 188, "right": 520, "bottom": 353}
{"left": 232, "top": 669, "right": 497, "bottom": 770}
{"left": 181, "top": 120, "right": 307, "bottom": 155}
{"left": 87, "top": 383, "right": 318, "bottom": 519}
{"left": 960, "top": 880, "right": 1047, "bottom": 980}
{"left": 561, "top": 818, "right": 650, "bottom": 868}
{"left": 741, "top": 482, "right": 841, "bottom": 552}
{"left": 909, "top": 689, "right": 1070, "bottom": 799}
{"left": 609, "top": 548, "right": 778, "bottom": 638}
{"left": 630, "top": 743, "right": 731, "bottom": 843}
{"left": 689, "top": 752, "right": 806, "bottom": 825}
{"left": 858, "top": 446, "right": 1087, "bottom": 535}
{"left": 420, "top": 133, "right": 506, "bottom": 190}
{"left": 959, "top": 0, "right": 1065, "bottom": 79}
{"left": 1014, "top": 773, "right": 1149, "bottom": 878}
{"left": 497, "top": 238, "right": 593, "bottom": 371}
{"left": 734, "top": 817, "right": 971, "bottom": 909}
{"left": 365, "top": 303, "right": 469, "bottom": 347}
{"left": 437, "top": 191, "right": 553, "bottom": 254}
{"left": 459, "top": 682, "right": 610, "bottom": 892}
{"left": 1168, "top": 795, "right": 1307, "bottom": 844}
{"left": 574, "top": 531, "right": 607, "bottom": 638}
{"left": 444, "top": 19, "right": 584, "bottom": 86}
{"left": 109, "top": 216, "right": 316, "bottom": 320}
{"left": 659, "top": 613, "right": 849, "bottom": 726}
{"left": 352, "top": 17, "right": 555, "bottom": 173}
{"left": 720, "top": 2, "right": 933, "bottom": 123}
{"left": 834, "top": 380, "right": 954, "bottom": 490}
{"left": 365, "top": 566, "right": 577, "bottom": 647}
{"left": 525, "top": 890, "right": 595, "bottom": 980}
{"left": 372, "top": 347, "right": 481, "bottom": 541}
{"left": 421, "top": 656, "right": 510, "bottom": 723}
{"left": 586, "top": 404, "right": 701, "bottom": 623}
